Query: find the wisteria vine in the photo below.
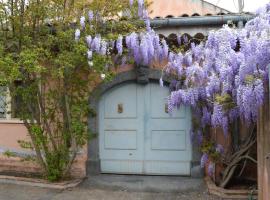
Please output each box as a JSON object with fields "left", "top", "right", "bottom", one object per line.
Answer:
{"left": 75, "top": 1, "right": 270, "bottom": 175}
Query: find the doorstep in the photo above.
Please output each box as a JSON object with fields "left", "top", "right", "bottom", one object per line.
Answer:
{"left": 81, "top": 174, "right": 205, "bottom": 193}
{"left": 0, "top": 175, "right": 84, "bottom": 190}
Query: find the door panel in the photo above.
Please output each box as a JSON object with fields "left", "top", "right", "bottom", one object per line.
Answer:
{"left": 144, "top": 83, "right": 191, "bottom": 175}
{"left": 104, "top": 84, "right": 137, "bottom": 119}
{"left": 150, "top": 84, "right": 186, "bottom": 119}
{"left": 99, "top": 82, "right": 191, "bottom": 175}
{"left": 144, "top": 161, "right": 191, "bottom": 175}
{"left": 104, "top": 130, "right": 137, "bottom": 150}
{"left": 151, "top": 130, "right": 186, "bottom": 151}
{"left": 99, "top": 84, "right": 144, "bottom": 174}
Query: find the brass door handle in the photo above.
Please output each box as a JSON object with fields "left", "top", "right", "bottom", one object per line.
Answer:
{"left": 118, "top": 103, "right": 123, "bottom": 113}
{"left": 165, "top": 103, "right": 169, "bottom": 113}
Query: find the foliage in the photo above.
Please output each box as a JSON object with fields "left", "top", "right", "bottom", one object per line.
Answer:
{"left": 0, "top": 0, "right": 145, "bottom": 181}
{"left": 3, "top": 150, "right": 16, "bottom": 158}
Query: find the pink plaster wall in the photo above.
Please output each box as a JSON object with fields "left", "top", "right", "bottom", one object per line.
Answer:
{"left": 148, "top": 0, "right": 228, "bottom": 18}
{"left": 0, "top": 122, "right": 87, "bottom": 178}
{"left": 0, "top": 123, "right": 29, "bottom": 151}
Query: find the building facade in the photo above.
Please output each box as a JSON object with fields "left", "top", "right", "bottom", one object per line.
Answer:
{"left": 0, "top": 0, "right": 253, "bottom": 178}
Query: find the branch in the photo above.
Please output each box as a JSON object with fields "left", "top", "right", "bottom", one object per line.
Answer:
{"left": 36, "top": 83, "right": 57, "bottom": 151}
{"left": 238, "top": 149, "right": 250, "bottom": 177}
{"left": 23, "top": 119, "right": 47, "bottom": 172}
{"left": 62, "top": 93, "right": 78, "bottom": 177}
{"left": 219, "top": 126, "right": 257, "bottom": 188}
{"left": 220, "top": 165, "right": 237, "bottom": 188}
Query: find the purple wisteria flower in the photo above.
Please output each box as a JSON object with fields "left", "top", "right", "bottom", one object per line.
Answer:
{"left": 87, "top": 50, "right": 93, "bottom": 60}
{"left": 161, "top": 39, "right": 169, "bottom": 60}
{"left": 138, "top": 0, "right": 144, "bottom": 7}
{"left": 126, "top": 32, "right": 138, "bottom": 50}
{"left": 183, "top": 35, "right": 189, "bottom": 44}
{"left": 197, "top": 130, "right": 203, "bottom": 145}
{"left": 80, "top": 16, "right": 86, "bottom": 29}
{"left": 254, "top": 79, "right": 264, "bottom": 106}
{"left": 177, "top": 34, "right": 181, "bottom": 45}
{"left": 216, "top": 144, "right": 224, "bottom": 154}
{"left": 201, "top": 107, "right": 211, "bottom": 127}
{"left": 200, "top": 153, "right": 208, "bottom": 168}
{"left": 137, "top": 0, "right": 144, "bottom": 18}
{"left": 140, "top": 37, "right": 149, "bottom": 65}
{"left": 185, "top": 62, "right": 206, "bottom": 86}
{"left": 182, "top": 53, "right": 192, "bottom": 66}
{"left": 88, "top": 10, "right": 94, "bottom": 22}
{"left": 75, "top": 29, "right": 80, "bottom": 41}
{"left": 100, "top": 40, "right": 107, "bottom": 56}
{"left": 206, "top": 74, "right": 220, "bottom": 97}
{"left": 116, "top": 35, "right": 123, "bottom": 56}
{"left": 142, "top": 9, "right": 149, "bottom": 19}
{"left": 211, "top": 103, "right": 229, "bottom": 135}
{"left": 86, "top": 35, "right": 92, "bottom": 48}
{"left": 208, "top": 162, "right": 215, "bottom": 177}
{"left": 129, "top": 0, "right": 134, "bottom": 7}
{"left": 91, "top": 36, "right": 101, "bottom": 52}
{"left": 145, "top": 19, "right": 151, "bottom": 32}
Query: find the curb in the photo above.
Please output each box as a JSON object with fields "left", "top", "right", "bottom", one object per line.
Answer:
{"left": 205, "top": 177, "right": 258, "bottom": 199}
{"left": 0, "top": 175, "right": 84, "bottom": 190}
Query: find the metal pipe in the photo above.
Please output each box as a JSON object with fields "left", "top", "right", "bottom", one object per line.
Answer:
{"left": 150, "top": 14, "right": 254, "bottom": 28}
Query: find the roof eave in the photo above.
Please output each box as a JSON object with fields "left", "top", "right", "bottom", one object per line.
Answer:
{"left": 150, "top": 14, "right": 255, "bottom": 28}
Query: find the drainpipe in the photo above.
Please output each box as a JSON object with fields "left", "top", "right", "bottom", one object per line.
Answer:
{"left": 150, "top": 14, "right": 254, "bottom": 28}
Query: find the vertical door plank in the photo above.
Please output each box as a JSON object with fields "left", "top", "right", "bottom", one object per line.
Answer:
{"left": 257, "top": 67, "right": 270, "bottom": 200}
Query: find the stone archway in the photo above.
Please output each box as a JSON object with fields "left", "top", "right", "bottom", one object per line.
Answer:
{"left": 87, "top": 69, "right": 202, "bottom": 177}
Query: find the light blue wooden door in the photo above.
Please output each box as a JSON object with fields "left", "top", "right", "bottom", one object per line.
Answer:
{"left": 99, "top": 82, "right": 191, "bottom": 175}
{"left": 99, "top": 84, "right": 145, "bottom": 173}
{"left": 144, "top": 83, "right": 191, "bottom": 175}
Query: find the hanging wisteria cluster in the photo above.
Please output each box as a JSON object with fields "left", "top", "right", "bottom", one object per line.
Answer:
{"left": 75, "top": 1, "right": 270, "bottom": 175}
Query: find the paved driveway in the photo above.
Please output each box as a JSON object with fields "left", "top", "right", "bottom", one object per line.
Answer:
{"left": 0, "top": 183, "right": 221, "bottom": 200}
{"left": 0, "top": 175, "right": 222, "bottom": 200}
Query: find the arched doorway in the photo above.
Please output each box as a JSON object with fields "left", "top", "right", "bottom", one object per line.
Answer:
{"left": 87, "top": 69, "right": 202, "bottom": 177}
{"left": 98, "top": 82, "right": 192, "bottom": 175}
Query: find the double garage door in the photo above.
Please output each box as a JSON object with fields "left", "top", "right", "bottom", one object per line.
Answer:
{"left": 99, "top": 82, "right": 191, "bottom": 175}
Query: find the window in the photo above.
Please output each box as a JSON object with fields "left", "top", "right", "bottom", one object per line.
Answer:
{"left": 0, "top": 85, "right": 22, "bottom": 122}
{"left": 0, "top": 86, "right": 12, "bottom": 120}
